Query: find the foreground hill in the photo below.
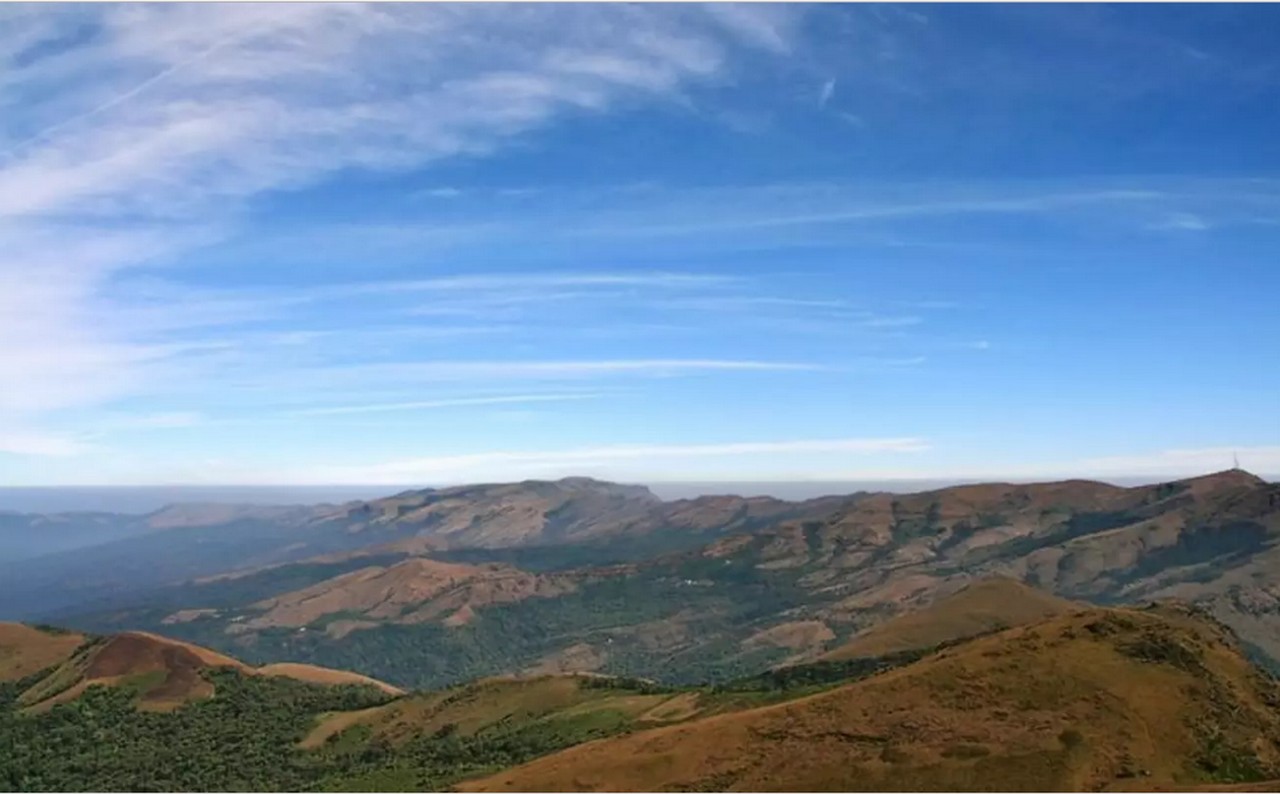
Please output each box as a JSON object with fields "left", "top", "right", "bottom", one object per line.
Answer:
{"left": 821, "top": 577, "right": 1080, "bottom": 660}
{"left": 0, "top": 623, "right": 400, "bottom": 714}
{"left": 462, "top": 603, "right": 1280, "bottom": 792}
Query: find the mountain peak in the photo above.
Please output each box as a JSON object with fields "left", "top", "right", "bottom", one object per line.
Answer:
{"left": 1170, "top": 468, "right": 1267, "bottom": 491}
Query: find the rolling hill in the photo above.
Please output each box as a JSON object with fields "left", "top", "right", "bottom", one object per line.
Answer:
{"left": 821, "top": 577, "right": 1080, "bottom": 660}
{"left": 461, "top": 603, "right": 1280, "bottom": 792}
{"left": 0, "top": 623, "right": 86, "bottom": 682}
{"left": 0, "top": 623, "right": 401, "bottom": 714}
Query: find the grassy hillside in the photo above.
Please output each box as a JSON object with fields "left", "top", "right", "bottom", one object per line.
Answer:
{"left": 304, "top": 675, "right": 711, "bottom": 791}
{"left": 0, "top": 644, "right": 728, "bottom": 791}
{"left": 822, "top": 577, "right": 1079, "bottom": 660}
{"left": 0, "top": 623, "right": 85, "bottom": 682}
{"left": 462, "top": 604, "right": 1280, "bottom": 792}
{"left": 1, "top": 625, "right": 402, "bottom": 715}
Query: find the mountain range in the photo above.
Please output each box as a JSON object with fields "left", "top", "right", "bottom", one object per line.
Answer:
{"left": 4, "top": 469, "right": 1275, "bottom": 691}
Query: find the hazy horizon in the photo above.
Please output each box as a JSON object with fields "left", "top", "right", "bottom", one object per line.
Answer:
{"left": 2, "top": 470, "right": 1274, "bottom": 515}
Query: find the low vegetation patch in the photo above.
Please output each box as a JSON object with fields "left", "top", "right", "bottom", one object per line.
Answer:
{"left": 1, "top": 669, "right": 395, "bottom": 792}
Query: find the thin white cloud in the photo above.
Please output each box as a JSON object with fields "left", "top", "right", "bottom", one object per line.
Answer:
{"left": 571, "top": 188, "right": 1172, "bottom": 238}
{"left": 415, "top": 187, "right": 464, "bottom": 199}
{"left": 818, "top": 78, "right": 836, "bottom": 108}
{"left": 104, "top": 411, "right": 206, "bottom": 430}
{"left": 310, "top": 359, "right": 827, "bottom": 384}
{"left": 339, "top": 271, "right": 738, "bottom": 297}
{"left": 1148, "top": 212, "right": 1210, "bottom": 231}
{"left": 291, "top": 393, "right": 603, "bottom": 417}
{"left": 0, "top": 430, "right": 96, "bottom": 458}
{"left": 293, "top": 437, "right": 930, "bottom": 484}
{"left": 648, "top": 295, "right": 850, "bottom": 312}
{"left": 836, "top": 111, "right": 867, "bottom": 128}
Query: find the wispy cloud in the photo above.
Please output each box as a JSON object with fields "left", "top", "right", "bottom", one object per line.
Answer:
{"left": 570, "top": 187, "right": 1172, "bottom": 238}
{"left": 105, "top": 411, "right": 206, "bottom": 430}
{"left": 1148, "top": 212, "right": 1210, "bottom": 231}
{"left": 0, "top": 4, "right": 803, "bottom": 454}
{"left": 818, "top": 78, "right": 836, "bottom": 108}
{"left": 309, "top": 359, "right": 828, "bottom": 384}
{"left": 293, "top": 437, "right": 930, "bottom": 484}
{"left": 290, "top": 393, "right": 603, "bottom": 417}
{"left": 0, "top": 430, "right": 96, "bottom": 458}
{"left": 1, "top": 5, "right": 793, "bottom": 219}
{"left": 340, "top": 271, "right": 738, "bottom": 298}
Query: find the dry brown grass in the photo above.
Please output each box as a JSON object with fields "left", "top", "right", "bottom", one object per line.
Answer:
{"left": 743, "top": 620, "right": 836, "bottom": 652}
{"left": 9, "top": 626, "right": 402, "bottom": 714}
{"left": 298, "top": 674, "right": 702, "bottom": 752}
{"left": 15, "top": 632, "right": 240, "bottom": 713}
{"left": 462, "top": 606, "right": 1280, "bottom": 793}
{"left": 300, "top": 705, "right": 394, "bottom": 750}
{"left": 256, "top": 663, "right": 404, "bottom": 695}
{"left": 0, "top": 622, "right": 85, "bottom": 682}
{"left": 823, "top": 577, "right": 1079, "bottom": 660}
{"left": 244, "top": 557, "right": 574, "bottom": 631}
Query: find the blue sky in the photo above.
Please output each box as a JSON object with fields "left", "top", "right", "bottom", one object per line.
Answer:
{"left": 1, "top": 3, "right": 1278, "bottom": 486}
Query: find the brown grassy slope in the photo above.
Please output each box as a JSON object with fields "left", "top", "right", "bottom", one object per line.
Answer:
{"left": 300, "top": 673, "right": 787, "bottom": 757}
{"left": 242, "top": 557, "right": 574, "bottom": 632}
{"left": 308, "top": 478, "right": 662, "bottom": 548}
{"left": 0, "top": 623, "right": 86, "bottom": 682}
{"left": 256, "top": 662, "right": 403, "bottom": 695}
{"left": 689, "top": 470, "right": 1277, "bottom": 661}
{"left": 17, "top": 631, "right": 251, "bottom": 713}
{"left": 461, "top": 605, "right": 1280, "bottom": 793}
{"left": 302, "top": 675, "right": 673, "bottom": 751}
{"left": 10, "top": 628, "right": 400, "bottom": 713}
{"left": 822, "top": 577, "right": 1079, "bottom": 660}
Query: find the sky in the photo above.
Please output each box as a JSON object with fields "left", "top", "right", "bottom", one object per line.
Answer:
{"left": 1, "top": 3, "right": 1278, "bottom": 487}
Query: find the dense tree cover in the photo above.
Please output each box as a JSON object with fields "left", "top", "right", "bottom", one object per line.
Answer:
{"left": 576, "top": 675, "right": 677, "bottom": 695}
{"left": 1, "top": 670, "right": 394, "bottom": 792}
{"left": 61, "top": 554, "right": 411, "bottom": 635}
{"left": 116, "top": 556, "right": 811, "bottom": 691}
{"left": 0, "top": 667, "right": 693, "bottom": 792}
